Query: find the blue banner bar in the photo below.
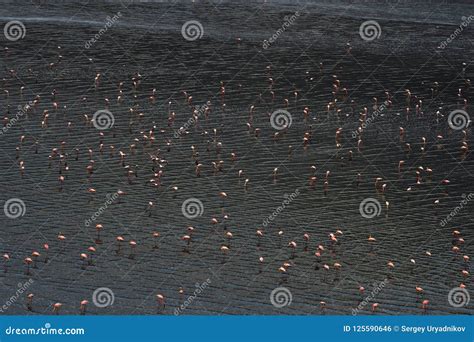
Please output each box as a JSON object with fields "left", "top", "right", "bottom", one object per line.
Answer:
{"left": 0, "top": 316, "right": 472, "bottom": 342}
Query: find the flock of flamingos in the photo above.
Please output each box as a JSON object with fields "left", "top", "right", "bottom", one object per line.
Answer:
{"left": 1, "top": 38, "right": 472, "bottom": 315}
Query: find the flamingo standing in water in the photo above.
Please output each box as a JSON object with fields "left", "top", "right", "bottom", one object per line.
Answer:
{"left": 80, "top": 300, "right": 88, "bottom": 315}
{"left": 53, "top": 303, "right": 63, "bottom": 314}
{"left": 95, "top": 224, "right": 103, "bottom": 244}
{"left": 421, "top": 299, "right": 429, "bottom": 313}
{"left": 43, "top": 243, "right": 49, "bottom": 263}
{"left": 27, "top": 293, "right": 34, "bottom": 311}
{"left": 219, "top": 191, "right": 227, "bottom": 210}
{"left": 220, "top": 245, "right": 229, "bottom": 263}
{"left": 24, "top": 257, "right": 33, "bottom": 275}
{"left": 116, "top": 236, "right": 124, "bottom": 253}
{"left": 152, "top": 232, "right": 160, "bottom": 249}
{"left": 129, "top": 240, "right": 137, "bottom": 259}
{"left": 156, "top": 294, "right": 165, "bottom": 312}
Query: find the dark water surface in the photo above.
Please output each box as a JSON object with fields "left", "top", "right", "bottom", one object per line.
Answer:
{"left": 0, "top": 0, "right": 473, "bottom": 315}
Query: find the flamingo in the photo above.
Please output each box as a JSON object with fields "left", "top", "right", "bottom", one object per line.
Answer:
{"left": 80, "top": 300, "right": 88, "bottom": 315}
{"left": 3, "top": 253, "right": 10, "bottom": 273}
{"left": 24, "top": 257, "right": 33, "bottom": 275}
{"left": 156, "top": 294, "right": 165, "bottom": 312}
{"left": 27, "top": 293, "right": 34, "bottom": 311}
{"left": 116, "top": 236, "right": 124, "bottom": 253}
{"left": 53, "top": 303, "right": 63, "bottom": 314}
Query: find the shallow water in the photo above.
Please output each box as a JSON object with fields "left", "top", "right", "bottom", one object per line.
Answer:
{"left": 0, "top": 0, "right": 473, "bottom": 315}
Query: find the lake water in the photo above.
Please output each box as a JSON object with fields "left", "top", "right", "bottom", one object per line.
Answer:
{"left": 0, "top": 0, "right": 472, "bottom": 315}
